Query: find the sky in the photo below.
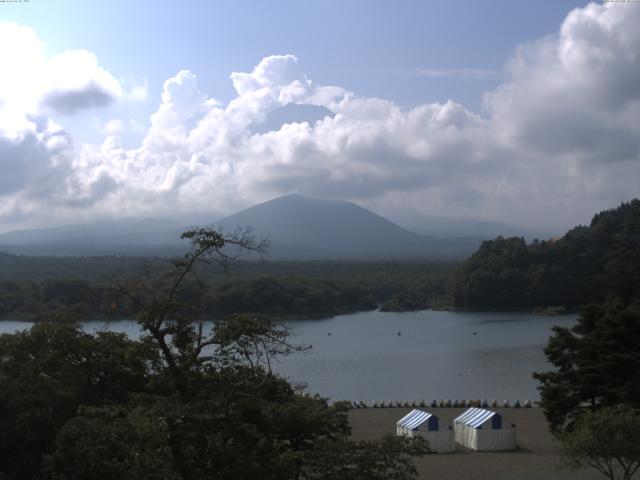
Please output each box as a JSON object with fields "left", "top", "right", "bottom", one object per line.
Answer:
{"left": 0, "top": 0, "right": 639, "bottom": 233}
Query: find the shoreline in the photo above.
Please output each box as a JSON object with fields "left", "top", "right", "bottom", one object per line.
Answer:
{"left": 349, "top": 407, "right": 600, "bottom": 480}
{"left": 0, "top": 308, "right": 372, "bottom": 323}
{"left": 0, "top": 304, "right": 580, "bottom": 323}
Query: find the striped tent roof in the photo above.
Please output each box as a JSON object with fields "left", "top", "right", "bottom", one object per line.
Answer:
{"left": 397, "top": 409, "right": 434, "bottom": 430}
{"left": 454, "top": 408, "right": 497, "bottom": 429}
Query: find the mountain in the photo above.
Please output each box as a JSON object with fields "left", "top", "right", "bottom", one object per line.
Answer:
{"left": 214, "top": 194, "right": 480, "bottom": 259}
{"left": 0, "top": 195, "right": 483, "bottom": 259}
{"left": 386, "top": 209, "right": 555, "bottom": 240}
{"left": 0, "top": 218, "right": 185, "bottom": 256}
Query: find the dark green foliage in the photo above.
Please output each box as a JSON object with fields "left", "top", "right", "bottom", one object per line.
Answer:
{"left": 534, "top": 302, "right": 640, "bottom": 433}
{"left": 205, "top": 276, "right": 376, "bottom": 317}
{"left": 0, "top": 323, "right": 154, "bottom": 480}
{"left": 0, "top": 260, "right": 454, "bottom": 320}
{"left": 40, "top": 279, "right": 93, "bottom": 305}
{"left": 0, "top": 275, "right": 377, "bottom": 321}
{"left": 380, "top": 277, "right": 448, "bottom": 311}
{"left": 0, "top": 281, "right": 24, "bottom": 314}
{"left": 531, "top": 202, "right": 640, "bottom": 469}
{"left": 301, "top": 435, "right": 429, "bottom": 480}
{"left": 452, "top": 199, "right": 640, "bottom": 309}
{"left": 560, "top": 406, "right": 640, "bottom": 480}
{"left": 0, "top": 253, "right": 168, "bottom": 282}
{"left": 0, "top": 228, "right": 427, "bottom": 479}
{"left": 42, "top": 377, "right": 352, "bottom": 480}
{"left": 44, "top": 404, "right": 177, "bottom": 480}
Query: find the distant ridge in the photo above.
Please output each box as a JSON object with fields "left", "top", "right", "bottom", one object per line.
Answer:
{"left": 0, "top": 195, "right": 483, "bottom": 259}
{"left": 214, "top": 194, "right": 481, "bottom": 260}
{"left": 0, "top": 218, "right": 185, "bottom": 256}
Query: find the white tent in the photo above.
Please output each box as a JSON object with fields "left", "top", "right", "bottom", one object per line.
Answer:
{"left": 453, "top": 407, "right": 516, "bottom": 451}
{"left": 396, "top": 409, "right": 454, "bottom": 453}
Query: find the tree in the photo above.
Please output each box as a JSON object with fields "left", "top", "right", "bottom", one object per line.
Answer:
{"left": 0, "top": 323, "right": 153, "bottom": 480}
{"left": 561, "top": 406, "right": 640, "bottom": 480}
{"left": 452, "top": 199, "right": 640, "bottom": 310}
{"left": 109, "top": 226, "right": 271, "bottom": 385}
{"left": 43, "top": 404, "right": 178, "bottom": 480}
{"left": 533, "top": 301, "right": 640, "bottom": 433}
{"left": 0, "top": 226, "right": 430, "bottom": 480}
{"left": 301, "top": 435, "right": 429, "bottom": 480}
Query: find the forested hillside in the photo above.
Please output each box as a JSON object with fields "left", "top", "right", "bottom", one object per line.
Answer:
{"left": 4, "top": 199, "right": 639, "bottom": 318}
{"left": 451, "top": 200, "right": 640, "bottom": 309}
{"left": 0, "top": 257, "right": 454, "bottom": 321}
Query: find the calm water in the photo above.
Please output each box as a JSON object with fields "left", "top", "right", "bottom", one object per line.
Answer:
{"left": 0, "top": 310, "right": 576, "bottom": 402}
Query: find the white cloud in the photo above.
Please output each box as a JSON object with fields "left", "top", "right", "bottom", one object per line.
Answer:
{"left": 103, "top": 119, "right": 125, "bottom": 136}
{"left": 230, "top": 54, "right": 309, "bottom": 96}
{"left": 0, "top": 22, "right": 137, "bottom": 226}
{"left": 150, "top": 70, "right": 218, "bottom": 130}
{"left": 484, "top": 3, "right": 640, "bottom": 163}
{"left": 1, "top": 3, "right": 640, "bottom": 233}
{"left": 40, "top": 49, "right": 123, "bottom": 114}
{"left": 123, "top": 76, "right": 149, "bottom": 101}
{"left": 0, "top": 22, "right": 143, "bottom": 121}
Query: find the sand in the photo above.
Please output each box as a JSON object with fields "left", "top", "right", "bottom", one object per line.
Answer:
{"left": 348, "top": 407, "right": 603, "bottom": 480}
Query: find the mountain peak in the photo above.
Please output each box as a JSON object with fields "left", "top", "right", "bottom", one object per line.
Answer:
{"left": 0, "top": 195, "right": 481, "bottom": 259}
{"left": 214, "top": 195, "right": 478, "bottom": 259}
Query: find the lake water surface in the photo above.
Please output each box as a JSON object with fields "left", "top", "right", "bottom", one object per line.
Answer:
{"left": 0, "top": 310, "right": 576, "bottom": 402}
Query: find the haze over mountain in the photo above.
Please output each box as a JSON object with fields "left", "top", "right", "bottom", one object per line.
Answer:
{"left": 0, "top": 218, "right": 186, "bottom": 256}
{"left": 391, "top": 212, "right": 555, "bottom": 241}
{"left": 1, "top": 4, "right": 639, "bottom": 242}
{"left": 0, "top": 195, "right": 485, "bottom": 259}
{"left": 214, "top": 194, "right": 482, "bottom": 259}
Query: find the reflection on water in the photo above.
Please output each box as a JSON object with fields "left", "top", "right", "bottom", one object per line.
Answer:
{"left": 0, "top": 310, "right": 576, "bottom": 402}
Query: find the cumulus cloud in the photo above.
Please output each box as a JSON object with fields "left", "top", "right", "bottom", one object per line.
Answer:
{"left": 0, "top": 22, "right": 143, "bottom": 121}
{"left": 40, "top": 50, "right": 123, "bottom": 114}
{"left": 485, "top": 3, "right": 640, "bottom": 164}
{"left": 150, "top": 70, "right": 217, "bottom": 130}
{"left": 1, "top": 3, "right": 640, "bottom": 232}
{"left": 230, "top": 54, "right": 309, "bottom": 97}
{"left": 0, "top": 22, "right": 137, "bottom": 226}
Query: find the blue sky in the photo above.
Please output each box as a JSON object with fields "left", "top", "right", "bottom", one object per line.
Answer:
{"left": 0, "top": 0, "right": 638, "bottom": 232}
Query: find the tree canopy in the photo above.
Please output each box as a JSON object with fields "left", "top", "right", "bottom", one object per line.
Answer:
{"left": 560, "top": 407, "right": 640, "bottom": 480}
{"left": 452, "top": 199, "right": 640, "bottom": 309}
{"left": 0, "top": 227, "right": 428, "bottom": 480}
{"left": 533, "top": 302, "right": 640, "bottom": 433}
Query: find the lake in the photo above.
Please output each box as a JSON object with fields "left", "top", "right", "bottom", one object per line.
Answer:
{"left": 0, "top": 310, "right": 576, "bottom": 403}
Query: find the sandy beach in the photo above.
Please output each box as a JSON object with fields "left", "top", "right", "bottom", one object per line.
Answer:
{"left": 348, "top": 407, "right": 602, "bottom": 480}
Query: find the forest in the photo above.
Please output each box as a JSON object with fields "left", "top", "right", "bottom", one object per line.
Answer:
{"left": 1, "top": 199, "right": 639, "bottom": 322}
{"left": 0, "top": 255, "right": 454, "bottom": 321}
{"left": 0, "top": 229, "right": 429, "bottom": 480}
{"left": 451, "top": 199, "right": 640, "bottom": 310}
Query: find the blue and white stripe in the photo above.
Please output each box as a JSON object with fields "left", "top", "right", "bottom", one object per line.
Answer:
{"left": 454, "top": 408, "right": 496, "bottom": 428}
{"left": 397, "top": 409, "right": 433, "bottom": 430}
